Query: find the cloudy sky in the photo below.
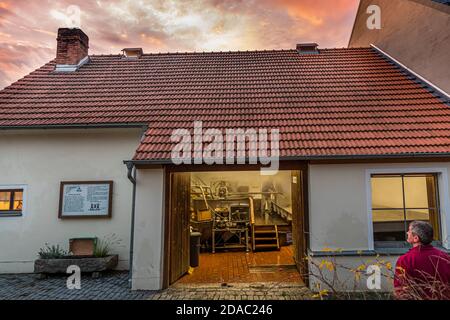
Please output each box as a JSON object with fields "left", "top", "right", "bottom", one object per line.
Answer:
{"left": 0, "top": 0, "right": 359, "bottom": 89}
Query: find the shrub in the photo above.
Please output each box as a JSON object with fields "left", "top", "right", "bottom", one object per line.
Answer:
{"left": 38, "top": 243, "right": 69, "bottom": 259}
{"left": 93, "top": 234, "right": 122, "bottom": 258}
{"left": 306, "top": 250, "right": 450, "bottom": 300}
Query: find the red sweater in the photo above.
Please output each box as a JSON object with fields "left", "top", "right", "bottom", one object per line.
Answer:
{"left": 394, "top": 245, "right": 450, "bottom": 300}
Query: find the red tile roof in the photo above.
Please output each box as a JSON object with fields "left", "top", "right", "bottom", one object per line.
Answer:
{"left": 1, "top": 47, "right": 449, "bottom": 161}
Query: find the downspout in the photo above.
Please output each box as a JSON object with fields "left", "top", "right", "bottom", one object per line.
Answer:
{"left": 126, "top": 161, "right": 137, "bottom": 287}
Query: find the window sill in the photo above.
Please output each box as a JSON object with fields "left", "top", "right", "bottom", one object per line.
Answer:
{"left": 309, "top": 244, "right": 449, "bottom": 257}
{"left": 308, "top": 249, "right": 377, "bottom": 257}
{"left": 373, "top": 247, "right": 410, "bottom": 255}
{"left": 0, "top": 211, "right": 23, "bottom": 217}
{"left": 375, "top": 241, "right": 448, "bottom": 255}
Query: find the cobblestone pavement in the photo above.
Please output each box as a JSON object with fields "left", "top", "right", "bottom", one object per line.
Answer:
{"left": 0, "top": 272, "right": 312, "bottom": 300}
{"left": 0, "top": 272, "right": 152, "bottom": 300}
{"left": 150, "top": 283, "right": 312, "bottom": 300}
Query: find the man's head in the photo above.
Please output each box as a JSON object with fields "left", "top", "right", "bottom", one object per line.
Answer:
{"left": 407, "top": 221, "right": 433, "bottom": 246}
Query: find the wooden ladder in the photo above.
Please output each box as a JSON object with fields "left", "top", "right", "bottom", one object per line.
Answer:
{"left": 252, "top": 224, "right": 280, "bottom": 251}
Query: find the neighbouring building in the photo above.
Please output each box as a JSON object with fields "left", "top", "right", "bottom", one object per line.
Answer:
{"left": 0, "top": 26, "right": 449, "bottom": 292}
{"left": 349, "top": 0, "right": 450, "bottom": 93}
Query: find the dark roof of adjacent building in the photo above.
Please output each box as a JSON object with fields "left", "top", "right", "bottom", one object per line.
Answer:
{"left": 432, "top": 0, "right": 450, "bottom": 6}
{"left": 1, "top": 47, "right": 449, "bottom": 161}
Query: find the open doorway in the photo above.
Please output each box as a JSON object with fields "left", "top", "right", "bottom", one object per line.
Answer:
{"left": 166, "top": 169, "right": 307, "bottom": 286}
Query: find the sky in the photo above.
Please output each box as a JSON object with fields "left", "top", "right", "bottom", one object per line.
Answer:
{"left": 0, "top": 0, "right": 359, "bottom": 89}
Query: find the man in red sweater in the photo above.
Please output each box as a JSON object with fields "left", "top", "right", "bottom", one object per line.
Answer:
{"left": 394, "top": 221, "right": 450, "bottom": 300}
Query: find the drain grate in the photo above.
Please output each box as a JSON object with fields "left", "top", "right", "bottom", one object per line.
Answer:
{"left": 248, "top": 264, "right": 298, "bottom": 273}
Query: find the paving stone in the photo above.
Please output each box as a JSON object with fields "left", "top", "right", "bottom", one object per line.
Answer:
{"left": 0, "top": 272, "right": 153, "bottom": 300}
{"left": 0, "top": 272, "right": 313, "bottom": 300}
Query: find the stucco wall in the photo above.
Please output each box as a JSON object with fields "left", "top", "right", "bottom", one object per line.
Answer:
{"left": 0, "top": 128, "right": 143, "bottom": 273}
{"left": 308, "top": 162, "right": 450, "bottom": 251}
{"left": 348, "top": 0, "right": 450, "bottom": 93}
{"left": 308, "top": 161, "right": 450, "bottom": 291}
{"left": 308, "top": 255, "right": 399, "bottom": 292}
{"left": 131, "top": 168, "right": 165, "bottom": 290}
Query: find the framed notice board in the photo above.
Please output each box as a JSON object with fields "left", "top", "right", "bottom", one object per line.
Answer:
{"left": 58, "top": 181, "right": 113, "bottom": 219}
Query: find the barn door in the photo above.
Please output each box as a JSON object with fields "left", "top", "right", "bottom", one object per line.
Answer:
{"left": 169, "top": 172, "right": 191, "bottom": 284}
{"left": 291, "top": 170, "right": 306, "bottom": 276}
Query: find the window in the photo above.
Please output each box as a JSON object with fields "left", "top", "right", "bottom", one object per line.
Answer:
{"left": 0, "top": 189, "right": 23, "bottom": 216}
{"left": 371, "top": 174, "right": 440, "bottom": 245}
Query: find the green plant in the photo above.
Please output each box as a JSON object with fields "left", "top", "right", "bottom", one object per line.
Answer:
{"left": 93, "top": 233, "right": 122, "bottom": 257}
{"left": 38, "top": 243, "right": 68, "bottom": 259}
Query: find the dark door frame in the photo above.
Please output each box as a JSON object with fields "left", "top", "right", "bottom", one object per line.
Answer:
{"left": 161, "top": 161, "right": 309, "bottom": 289}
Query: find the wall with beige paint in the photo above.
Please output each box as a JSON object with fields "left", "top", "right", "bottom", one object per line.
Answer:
{"left": 131, "top": 168, "right": 165, "bottom": 290}
{"left": 308, "top": 255, "right": 399, "bottom": 292}
{"left": 308, "top": 162, "right": 450, "bottom": 252}
{"left": 0, "top": 128, "right": 143, "bottom": 273}
{"left": 348, "top": 0, "right": 450, "bottom": 93}
{"left": 308, "top": 161, "right": 450, "bottom": 291}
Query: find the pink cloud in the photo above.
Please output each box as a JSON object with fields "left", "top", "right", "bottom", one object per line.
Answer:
{"left": 0, "top": 0, "right": 359, "bottom": 89}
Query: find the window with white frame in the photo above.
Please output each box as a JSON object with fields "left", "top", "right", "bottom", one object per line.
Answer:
{"left": 0, "top": 188, "right": 24, "bottom": 216}
{"left": 371, "top": 173, "right": 441, "bottom": 246}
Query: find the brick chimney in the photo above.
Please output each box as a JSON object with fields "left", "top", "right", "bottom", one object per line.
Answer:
{"left": 55, "top": 28, "right": 89, "bottom": 66}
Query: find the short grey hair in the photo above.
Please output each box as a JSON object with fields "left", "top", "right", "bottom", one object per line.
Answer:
{"left": 409, "top": 221, "right": 433, "bottom": 245}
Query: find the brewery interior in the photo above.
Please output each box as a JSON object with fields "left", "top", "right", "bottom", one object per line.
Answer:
{"left": 176, "top": 170, "right": 302, "bottom": 284}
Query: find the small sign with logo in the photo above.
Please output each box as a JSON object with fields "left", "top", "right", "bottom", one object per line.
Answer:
{"left": 58, "top": 181, "right": 113, "bottom": 218}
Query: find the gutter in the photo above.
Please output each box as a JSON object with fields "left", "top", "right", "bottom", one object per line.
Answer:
{"left": 125, "top": 161, "right": 137, "bottom": 287}
{"left": 123, "top": 152, "right": 450, "bottom": 166}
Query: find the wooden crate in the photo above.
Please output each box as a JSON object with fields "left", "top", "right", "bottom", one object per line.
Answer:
{"left": 69, "top": 237, "right": 97, "bottom": 256}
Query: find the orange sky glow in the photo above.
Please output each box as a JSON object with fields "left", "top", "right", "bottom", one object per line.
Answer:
{"left": 0, "top": 0, "right": 359, "bottom": 88}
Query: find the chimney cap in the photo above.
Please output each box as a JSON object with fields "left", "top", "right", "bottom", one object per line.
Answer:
{"left": 122, "top": 48, "right": 143, "bottom": 59}
{"left": 296, "top": 43, "right": 319, "bottom": 54}
{"left": 57, "top": 28, "right": 89, "bottom": 44}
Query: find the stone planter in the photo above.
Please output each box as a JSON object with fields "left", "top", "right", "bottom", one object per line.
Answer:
{"left": 34, "top": 255, "right": 118, "bottom": 274}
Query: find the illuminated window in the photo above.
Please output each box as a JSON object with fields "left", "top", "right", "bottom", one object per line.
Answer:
{"left": 371, "top": 174, "right": 440, "bottom": 244}
{"left": 0, "top": 189, "right": 23, "bottom": 216}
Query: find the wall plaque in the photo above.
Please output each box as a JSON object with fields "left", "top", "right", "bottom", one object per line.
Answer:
{"left": 58, "top": 181, "right": 113, "bottom": 218}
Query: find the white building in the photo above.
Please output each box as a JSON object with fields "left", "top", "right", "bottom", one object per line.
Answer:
{"left": 1, "top": 27, "right": 449, "bottom": 292}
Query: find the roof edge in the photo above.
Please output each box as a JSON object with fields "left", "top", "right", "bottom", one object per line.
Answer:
{"left": 410, "top": 0, "right": 450, "bottom": 14}
{"left": 370, "top": 44, "right": 450, "bottom": 104}
{"left": 124, "top": 153, "right": 450, "bottom": 166}
{"left": 347, "top": 0, "right": 363, "bottom": 48}
{"left": 0, "top": 123, "right": 149, "bottom": 130}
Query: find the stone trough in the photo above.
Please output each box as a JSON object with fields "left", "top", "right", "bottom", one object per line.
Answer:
{"left": 34, "top": 255, "right": 118, "bottom": 277}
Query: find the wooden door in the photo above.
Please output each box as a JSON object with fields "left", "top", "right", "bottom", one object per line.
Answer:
{"left": 169, "top": 172, "right": 191, "bottom": 284}
{"left": 291, "top": 170, "right": 307, "bottom": 277}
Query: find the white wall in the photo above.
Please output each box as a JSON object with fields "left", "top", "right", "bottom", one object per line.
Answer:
{"left": 308, "top": 255, "right": 399, "bottom": 293}
{"left": 308, "top": 161, "right": 450, "bottom": 291}
{"left": 308, "top": 162, "right": 450, "bottom": 252}
{"left": 131, "top": 168, "right": 165, "bottom": 290}
{"left": 0, "top": 128, "right": 143, "bottom": 273}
